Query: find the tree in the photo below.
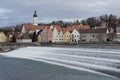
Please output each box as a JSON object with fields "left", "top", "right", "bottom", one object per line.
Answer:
{"left": 32, "top": 31, "right": 38, "bottom": 42}
{"left": 86, "top": 17, "right": 97, "bottom": 28}
{"left": 81, "top": 20, "right": 86, "bottom": 25}
{"left": 100, "top": 14, "right": 117, "bottom": 27}
{"left": 11, "top": 35, "right": 16, "bottom": 42}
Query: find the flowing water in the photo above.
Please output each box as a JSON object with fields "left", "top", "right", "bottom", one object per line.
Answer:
{"left": 0, "top": 46, "right": 120, "bottom": 80}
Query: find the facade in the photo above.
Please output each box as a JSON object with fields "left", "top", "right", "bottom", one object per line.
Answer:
{"left": 0, "top": 32, "right": 7, "bottom": 42}
{"left": 58, "top": 31, "right": 63, "bottom": 42}
{"left": 52, "top": 27, "right": 59, "bottom": 42}
{"left": 71, "top": 29, "right": 80, "bottom": 42}
{"left": 47, "top": 28, "right": 53, "bottom": 43}
{"left": 106, "top": 27, "right": 115, "bottom": 41}
{"left": 64, "top": 31, "right": 71, "bottom": 42}
{"left": 52, "top": 25, "right": 63, "bottom": 43}
{"left": 79, "top": 28, "right": 107, "bottom": 42}
{"left": 37, "top": 30, "right": 43, "bottom": 42}
{"left": 17, "top": 33, "right": 32, "bottom": 43}
{"left": 41, "top": 29, "right": 48, "bottom": 42}
{"left": 115, "top": 25, "right": 120, "bottom": 41}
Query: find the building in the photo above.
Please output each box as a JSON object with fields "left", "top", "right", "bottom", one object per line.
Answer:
{"left": 17, "top": 33, "right": 32, "bottom": 43}
{"left": 40, "top": 28, "right": 48, "bottom": 42}
{"left": 79, "top": 28, "right": 107, "bottom": 42}
{"left": 52, "top": 25, "right": 63, "bottom": 43}
{"left": 36, "top": 30, "right": 43, "bottom": 42}
{"left": 21, "top": 24, "right": 44, "bottom": 34}
{"left": 64, "top": 31, "right": 71, "bottom": 42}
{"left": 21, "top": 11, "right": 43, "bottom": 34}
{"left": 58, "top": 31, "right": 64, "bottom": 42}
{"left": 48, "top": 28, "right": 53, "bottom": 43}
{"left": 33, "top": 11, "right": 38, "bottom": 25}
{"left": 0, "top": 32, "right": 7, "bottom": 42}
{"left": 115, "top": 25, "right": 120, "bottom": 41}
{"left": 71, "top": 29, "right": 80, "bottom": 42}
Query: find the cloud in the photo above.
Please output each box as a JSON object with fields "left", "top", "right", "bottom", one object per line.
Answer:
{"left": 0, "top": 0, "right": 120, "bottom": 26}
{"left": 0, "top": 8, "right": 12, "bottom": 16}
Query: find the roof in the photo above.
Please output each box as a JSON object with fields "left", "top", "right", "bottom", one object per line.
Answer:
{"left": 53, "top": 25, "right": 62, "bottom": 31}
{"left": 33, "top": 11, "right": 38, "bottom": 17}
{"left": 72, "top": 24, "right": 80, "bottom": 30}
{"left": 23, "top": 24, "right": 47, "bottom": 31}
{"left": 66, "top": 26, "right": 74, "bottom": 32}
{"left": 79, "top": 28, "right": 107, "bottom": 34}
{"left": 67, "top": 24, "right": 90, "bottom": 31}
{"left": 80, "top": 25, "right": 90, "bottom": 29}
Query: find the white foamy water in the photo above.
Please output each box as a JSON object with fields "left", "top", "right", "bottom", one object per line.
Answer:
{"left": 1, "top": 46, "right": 120, "bottom": 79}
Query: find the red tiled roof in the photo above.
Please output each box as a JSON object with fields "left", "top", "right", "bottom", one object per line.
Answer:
{"left": 80, "top": 25, "right": 90, "bottom": 29}
{"left": 23, "top": 24, "right": 45, "bottom": 31}
{"left": 66, "top": 25, "right": 90, "bottom": 31}
{"left": 66, "top": 26, "right": 74, "bottom": 32}
{"left": 53, "top": 25, "right": 62, "bottom": 31}
{"left": 72, "top": 24, "right": 81, "bottom": 30}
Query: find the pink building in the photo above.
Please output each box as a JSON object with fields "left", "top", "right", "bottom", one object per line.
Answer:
{"left": 47, "top": 28, "right": 53, "bottom": 43}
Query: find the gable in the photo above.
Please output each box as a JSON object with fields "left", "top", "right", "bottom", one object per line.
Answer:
{"left": 64, "top": 31, "right": 71, "bottom": 36}
{"left": 72, "top": 29, "right": 80, "bottom": 35}
{"left": 53, "top": 27, "right": 58, "bottom": 34}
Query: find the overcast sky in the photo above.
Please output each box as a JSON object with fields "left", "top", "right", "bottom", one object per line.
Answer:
{"left": 0, "top": 0, "right": 120, "bottom": 26}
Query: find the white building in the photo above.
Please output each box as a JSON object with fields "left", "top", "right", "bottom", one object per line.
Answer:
{"left": 52, "top": 26, "right": 63, "bottom": 43}
{"left": 71, "top": 29, "right": 80, "bottom": 42}
{"left": 58, "top": 31, "right": 63, "bottom": 42}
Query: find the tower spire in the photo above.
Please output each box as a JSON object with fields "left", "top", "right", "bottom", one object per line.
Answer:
{"left": 33, "top": 10, "right": 38, "bottom": 25}
{"left": 33, "top": 10, "right": 38, "bottom": 17}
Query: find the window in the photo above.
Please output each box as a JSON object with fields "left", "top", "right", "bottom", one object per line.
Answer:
{"left": 72, "top": 34, "right": 74, "bottom": 37}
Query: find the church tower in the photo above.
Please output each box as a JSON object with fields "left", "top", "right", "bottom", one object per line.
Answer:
{"left": 33, "top": 11, "right": 38, "bottom": 25}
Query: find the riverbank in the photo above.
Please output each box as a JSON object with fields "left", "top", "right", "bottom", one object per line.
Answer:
{"left": 1, "top": 42, "right": 120, "bottom": 46}
{"left": 1, "top": 42, "right": 120, "bottom": 52}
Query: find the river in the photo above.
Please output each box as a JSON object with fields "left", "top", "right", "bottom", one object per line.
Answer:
{"left": 0, "top": 46, "right": 120, "bottom": 80}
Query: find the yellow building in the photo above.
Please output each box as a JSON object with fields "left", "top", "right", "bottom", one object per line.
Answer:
{"left": 64, "top": 31, "right": 71, "bottom": 42}
{"left": 0, "top": 32, "right": 7, "bottom": 42}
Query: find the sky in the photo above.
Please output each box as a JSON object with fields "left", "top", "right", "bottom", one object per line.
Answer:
{"left": 0, "top": 0, "right": 120, "bottom": 27}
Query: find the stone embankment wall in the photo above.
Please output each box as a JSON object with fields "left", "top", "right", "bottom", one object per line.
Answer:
{"left": 0, "top": 42, "right": 120, "bottom": 52}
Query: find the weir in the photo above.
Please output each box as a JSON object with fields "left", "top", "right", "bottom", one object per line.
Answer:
{"left": 1, "top": 47, "right": 120, "bottom": 79}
